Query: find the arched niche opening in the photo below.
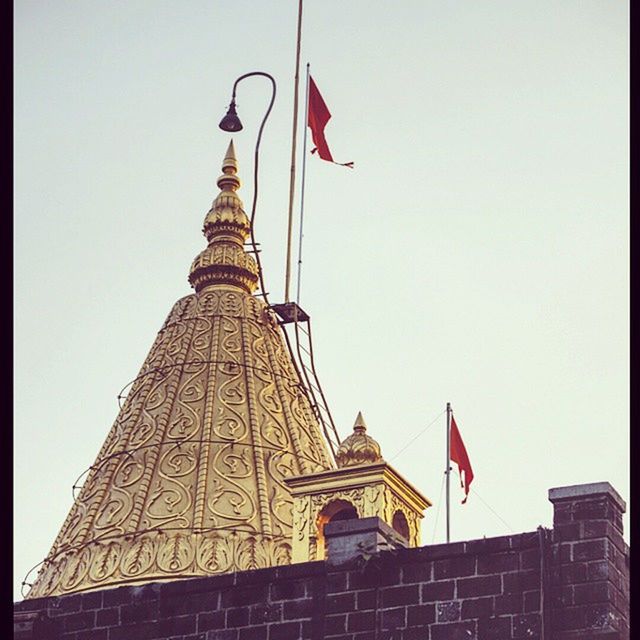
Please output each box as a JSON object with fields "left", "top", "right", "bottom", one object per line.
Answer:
{"left": 316, "top": 499, "right": 359, "bottom": 559}
{"left": 392, "top": 509, "right": 410, "bottom": 541}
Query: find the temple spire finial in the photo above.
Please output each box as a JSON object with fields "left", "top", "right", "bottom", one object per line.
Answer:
{"left": 188, "top": 140, "right": 257, "bottom": 293}
{"left": 217, "top": 139, "right": 240, "bottom": 192}
{"left": 334, "top": 411, "right": 382, "bottom": 467}
{"left": 353, "top": 411, "right": 367, "bottom": 433}
{"left": 222, "top": 139, "right": 238, "bottom": 174}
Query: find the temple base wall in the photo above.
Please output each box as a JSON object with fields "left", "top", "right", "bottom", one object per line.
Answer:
{"left": 14, "top": 482, "right": 629, "bottom": 640}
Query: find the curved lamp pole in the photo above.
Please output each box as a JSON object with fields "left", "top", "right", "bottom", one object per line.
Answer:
{"left": 219, "top": 71, "right": 276, "bottom": 304}
{"left": 219, "top": 72, "right": 276, "bottom": 226}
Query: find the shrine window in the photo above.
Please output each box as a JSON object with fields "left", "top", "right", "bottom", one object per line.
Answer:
{"left": 315, "top": 499, "right": 359, "bottom": 558}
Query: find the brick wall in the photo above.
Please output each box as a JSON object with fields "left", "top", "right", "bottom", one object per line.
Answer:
{"left": 548, "top": 483, "right": 630, "bottom": 638}
{"left": 14, "top": 482, "right": 629, "bottom": 640}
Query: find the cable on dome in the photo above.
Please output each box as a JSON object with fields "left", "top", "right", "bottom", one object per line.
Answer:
{"left": 70, "top": 437, "right": 327, "bottom": 499}
{"left": 116, "top": 357, "right": 308, "bottom": 409}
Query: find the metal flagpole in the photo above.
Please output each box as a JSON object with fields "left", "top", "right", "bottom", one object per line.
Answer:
{"left": 284, "top": 0, "right": 303, "bottom": 303}
{"left": 296, "top": 63, "right": 310, "bottom": 305}
{"left": 446, "top": 402, "right": 451, "bottom": 543}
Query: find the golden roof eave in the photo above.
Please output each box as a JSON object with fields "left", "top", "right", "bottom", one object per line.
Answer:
{"left": 284, "top": 461, "right": 432, "bottom": 514}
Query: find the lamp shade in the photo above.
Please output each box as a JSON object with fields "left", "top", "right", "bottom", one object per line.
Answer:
{"left": 219, "top": 100, "right": 243, "bottom": 132}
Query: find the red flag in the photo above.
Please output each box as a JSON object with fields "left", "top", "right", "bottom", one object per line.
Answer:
{"left": 450, "top": 415, "right": 474, "bottom": 504}
{"left": 307, "top": 75, "right": 353, "bottom": 168}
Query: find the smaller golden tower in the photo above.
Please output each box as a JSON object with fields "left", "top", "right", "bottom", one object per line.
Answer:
{"left": 335, "top": 412, "right": 382, "bottom": 467}
{"left": 285, "top": 412, "right": 432, "bottom": 563}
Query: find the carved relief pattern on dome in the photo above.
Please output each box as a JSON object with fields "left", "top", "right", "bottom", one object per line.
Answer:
{"left": 274, "top": 322, "right": 330, "bottom": 472}
{"left": 248, "top": 318, "right": 301, "bottom": 537}
{"left": 120, "top": 536, "right": 155, "bottom": 578}
{"left": 28, "top": 287, "right": 333, "bottom": 598}
{"left": 88, "top": 540, "right": 122, "bottom": 583}
{"left": 41, "top": 317, "right": 190, "bottom": 559}
{"left": 157, "top": 533, "right": 196, "bottom": 573}
{"left": 266, "top": 454, "right": 296, "bottom": 536}
{"left": 193, "top": 310, "right": 222, "bottom": 530}
{"left": 160, "top": 294, "right": 197, "bottom": 331}
{"left": 58, "top": 546, "right": 91, "bottom": 593}
{"left": 263, "top": 322, "right": 331, "bottom": 474}
{"left": 240, "top": 318, "right": 272, "bottom": 536}
{"left": 109, "top": 323, "right": 188, "bottom": 527}
{"left": 124, "top": 316, "right": 195, "bottom": 535}
{"left": 196, "top": 290, "right": 220, "bottom": 318}
{"left": 138, "top": 316, "right": 211, "bottom": 532}
{"left": 207, "top": 313, "right": 258, "bottom": 529}
{"left": 28, "top": 531, "right": 292, "bottom": 598}
{"left": 290, "top": 388, "right": 329, "bottom": 471}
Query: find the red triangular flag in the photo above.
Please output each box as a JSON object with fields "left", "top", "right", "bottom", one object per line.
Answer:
{"left": 450, "top": 415, "right": 474, "bottom": 504}
{"left": 307, "top": 75, "right": 353, "bottom": 168}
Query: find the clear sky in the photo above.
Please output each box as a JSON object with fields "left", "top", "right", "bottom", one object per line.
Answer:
{"left": 14, "top": 1, "right": 628, "bottom": 600}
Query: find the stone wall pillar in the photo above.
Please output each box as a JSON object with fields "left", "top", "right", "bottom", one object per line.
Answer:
{"left": 548, "top": 482, "right": 629, "bottom": 639}
{"left": 324, "top": 516, "right": 409, "bottom": 566}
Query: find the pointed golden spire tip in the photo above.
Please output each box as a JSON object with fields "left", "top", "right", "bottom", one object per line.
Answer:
{"left": 353, "top": 411, "right": 367, "bottom": 432}
{"left": 222, "top": 139, "right": 238, "bottom": 173}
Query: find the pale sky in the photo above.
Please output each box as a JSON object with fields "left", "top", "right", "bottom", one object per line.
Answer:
{"left": 14, "top": 1, "right": 628, "bottom": 600}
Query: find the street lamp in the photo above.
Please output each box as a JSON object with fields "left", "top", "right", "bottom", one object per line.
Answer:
{"left": 218, "top": 71, "right": 277, "bottom": 302}
{"left": 219, "top": 99, "right": 242, "bottom": 132}
{"left": 219, "top": 71, "right": 276, "bottom": 226}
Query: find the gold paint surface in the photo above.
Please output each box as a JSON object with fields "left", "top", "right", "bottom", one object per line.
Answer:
{"left": 27, "top": 144, "right": 333, "bottom": 598}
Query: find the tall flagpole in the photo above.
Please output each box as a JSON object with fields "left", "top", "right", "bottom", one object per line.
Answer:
{"left": 296, "top": 63, "right": 311, "bottom": 305}
{"left": 446, "top": 401, "right": 451, "bottom": 543}
{"left": 285, "top": 0, "right": 303, "bottom": 303}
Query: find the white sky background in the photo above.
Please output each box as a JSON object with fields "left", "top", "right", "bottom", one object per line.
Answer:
{"left": 14, "top": 1, "right": 628, "bottom": 599}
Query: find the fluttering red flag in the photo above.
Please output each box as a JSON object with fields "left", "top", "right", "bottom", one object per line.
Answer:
{"left": 307, "top": 75, "right": 354, "bottom": 168}
{"left": 450, "top": 415, "right": 474, "bottom": 504}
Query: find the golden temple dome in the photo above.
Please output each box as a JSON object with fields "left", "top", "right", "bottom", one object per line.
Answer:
{"left": 335, "top": 411, "right": 383, "bottom": 468}
{"left": 26, "top": 142, "right": 333, "bottom": 598}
